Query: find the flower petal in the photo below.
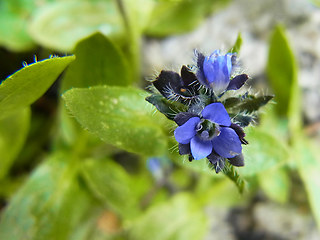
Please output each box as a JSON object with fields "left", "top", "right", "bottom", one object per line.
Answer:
{"left": 180, "top": 65, "right": 197, "bottom": 87}
{"left": 190, "top": 136, "right": 213, "bottom": 160}
{"left": 153, "top": 70, "right": 182, "bottom": 99}
{"left": 174, "top": 117, "right": 200, "bottom": 144}
{"left": 203, "top": 51, "right": 232, "bottom": 94}
{"left": 201, "top": 102, "right": 231, "bottom": 126}
{"left": 212, "top": 127, "right": 242, "bottom": 158}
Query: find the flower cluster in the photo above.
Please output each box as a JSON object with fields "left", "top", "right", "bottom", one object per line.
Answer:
{"left": 146, "top": 50, "right": 272, "bottom": 173}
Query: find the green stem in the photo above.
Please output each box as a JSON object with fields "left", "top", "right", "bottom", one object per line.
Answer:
{"left": 115, "top": 0, "right": 141, "bottom": 83}
{"left": 222, "top": 161, "right": 246, "bottom": 194}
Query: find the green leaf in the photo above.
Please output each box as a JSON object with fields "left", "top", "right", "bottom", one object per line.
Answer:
{"left": 129, "top": 193, "right": 208, "bottom": 240}
{"left": 0, "top": 12, "right": 34, "bottom": 51}
{"left": 238, "top": 128, "right": 290, "bottom": 176}
{"left": 294, "top": 136, "right": 320, "bottom": 229}
{"left": 258, "top": 167, "right": 290, "bottom": 203}
{"left": 28, "top": 1, "right": 125, "bottom": 52}
{"left": 267, "top": 25, "right": 298, "bottom": 119}
{"left": 62, "top": 86, "right": 167, "bottom": 156}
{"left": 0, "top": 152, "right": 93, "bottom": 240}
{"left": 123, "top": 0, "right": 156, "bottom": 32}
{"left": 0, "top": 1, "right": 35, "bottom": 51}
{"left": 0, "top": 56, "right": 75, "bottom": 119}
{"left": 57, "top": 23, "right": 131, "bottom": 148}
{"left": 61, "top": 32, "right": 130, "bottom": 92}
{"left": 229, "top": 33, "right": 243, "bottom": 54}
{"left": 81, "top": 158, "right": 140, "bottom": 218}
{"left": 0, "top": 108, "right": 30, "bottom": 179}
{"left": 145, "top": 0, "right": 229, "bottom": 36}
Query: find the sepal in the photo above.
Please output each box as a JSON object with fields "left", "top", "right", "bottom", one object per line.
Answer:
{"left": 228, "top": 153, "right": 245, "bottom": 167}
{"left": 178, "top": 143, "right": 191, "bottom": 155}
{"left": 226, "top": 74, "right": 248, "bottom": 91}
{"left": 224, "top": 94, "right": 274, "bottom": 113}
{"left": 174, "top": 112, "right": 199, "bottom": 126}
{"left": 207, "top": 152, "right": 225, "bottom": 173}
{"left": 230, "top": 113, "right": 255, "bottom": 127}
{"left": 145, "top": 94, "right": 187, "bottom": 120}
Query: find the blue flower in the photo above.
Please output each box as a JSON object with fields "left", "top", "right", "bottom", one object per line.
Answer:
{"left": 174, "top": 102, "right": 242, "bottom": 160}
{"left": 147, "top": 157, "right": 162, "bottom": 173}
{"left": 196, "top": 50, "right": 248, "bottom": 95}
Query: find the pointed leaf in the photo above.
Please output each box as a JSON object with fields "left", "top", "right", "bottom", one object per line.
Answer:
{"left": 229, "top": 32, "right": 242, "bottom": 54}
{"left": 294, "top": 136, "right": 320, "bottom": 229}
{"left": 63, "top": 86, "right": 167, "bottom": 156}
{"left": 0, "top": 56, "right": 75, "bottom": 119}
{"left": 61, "top": 32, "right": 130, "bottom": 92}
{"left": 267, "top": 25, "right": 298, "bottom": 118}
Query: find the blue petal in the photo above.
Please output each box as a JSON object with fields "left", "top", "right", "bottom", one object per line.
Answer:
{"left": 190, "top": 136, "right": 213, "bottom": 160}
{"left": 212, "top": 127, "right": 242, "bottom": 158}
{"left": 225, "top": 53, "right": 233, "bottom": 75}
{"left": 147, "top": 158, "right": 161, "bottom": 173}
{"left": 174, "top": 117, "right": 200, "bottom": 144}
{"left": 203, "top": 51, "right": 232, "bottom": 94}
{"left": 201, "top": 102, "right": 231, "bottom": 126}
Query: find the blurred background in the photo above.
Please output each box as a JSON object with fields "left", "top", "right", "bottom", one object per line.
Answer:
{"left": 1, "top": 0, "right": 320, "bottom": 239}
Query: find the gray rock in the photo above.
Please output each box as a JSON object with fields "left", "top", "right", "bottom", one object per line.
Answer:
{"left": 253, "top": 202, "right": 320, "bottom": 240}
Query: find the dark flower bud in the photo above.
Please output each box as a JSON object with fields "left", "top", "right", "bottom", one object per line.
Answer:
{"left": 152, "top": 66, "right": 199, "bottom": 103}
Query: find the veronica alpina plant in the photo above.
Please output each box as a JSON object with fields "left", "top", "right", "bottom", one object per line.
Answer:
{"left": 146, "top": 49, "right": 272, "bottom": 173}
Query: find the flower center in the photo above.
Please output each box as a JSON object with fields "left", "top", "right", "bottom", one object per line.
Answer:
{"left": 196, "top": 119, "right": 220, "bottom": 141}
